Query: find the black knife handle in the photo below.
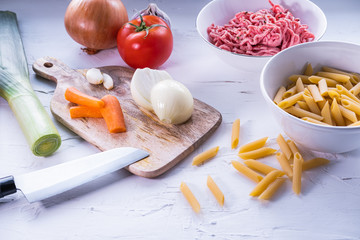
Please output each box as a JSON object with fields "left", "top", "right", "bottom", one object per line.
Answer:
{"left": 0, "top": 176, "right": 17, "bottom": 198}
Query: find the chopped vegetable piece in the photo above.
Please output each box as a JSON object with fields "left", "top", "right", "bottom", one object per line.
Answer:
{"left": 100, "top": 95, "right": 126, "bottom": 133}
{"left": 65, "top": 87, "right": 104, "bottom": 108}
{"left": 0, "top": 11, "right": 61, "bottom": 156}
{"left": 69, "top": 105, "right": 103, "bottom": 118}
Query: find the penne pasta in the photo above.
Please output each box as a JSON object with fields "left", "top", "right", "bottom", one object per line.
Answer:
{"left": 296, "top": 101, "right": 310, "bottom": 111}
{"left": 274, "top": 64, "right": 360, "bottom": 127}
{"left": 207, "top": 175, "right": 224, "bottom": 206}
{"left": 303, "top": 90, "right": 321, "bottom": 115}
{"left": 302, "top": 158, "right": 330, "bottom": 171}
{"left": 180, "top": 182, "right": 200, "bottom": 213}
{"left": 238, "top": 147, "right": 277, "bottom": 160}
{"left": 231, "top": 119, "right": 240, "bottom": 149}
{"left": 340, "top": 94, "right": 360, "bottom": 106}
{"left": 327, "top": 90, "right": 340, "bottom": 99}
{"left": 341, "top": 99, "right": 360, "bottom": 116}
{"left": 302, "top": 117, "right": 331, "bottom": 126}
{"left": 292, "top": 153, "right": 304, "bottom": 195}
{"left": 316, "top": 72, "right": 350, "bottom": 83}
{"left": 307, "top": 85, "right": 324, "bottom": 102}
{"left": 317, "top": 100, "right": 326, "bottom": 109}
{"left": 276, "top": 152, "right": 293, "bottom": 179}
{"left": 349, "top": 120, "right": 360, "bottom": 126}
{"left": 276, "top": 134, "right": 292, "bottom": 160}
{"left": 304, "top": 63, "right": 313, "bottom": 76}
{"left": 231, "top": 160, "right": 263, "bottom": 183}
{"left": 318, "top": 78, "right": 328, "bottom": 96}
{"left": 287, "top": 140, "right": 300, "bottom": 156}
{"left": 258, "top": 178, "right": 286, "bottom": 200}
{"left": 308, "top": 76, "right": 337, "bottom": 87}
{"left": 192, "top": 146, "right": 219, "bottom": 166}
{"left": 320, "top": 101, "right": 334, "bottom": 125}
{"left": 288, "top": 74, "right": 311, "bottom": 84}
{"left": 350, "top": 82, "right": 360, "bottom": 96}
{"left": 249, "top": 170, "right": 283, "bottom": 197}
{"left": 330, "top": 99, "right": 345, "bottom": 126}
{"left": 322, "top": 66, "right": 360, "bottom": 83}
{"left": 339, "top": 105, "right": 357, "bottom": 123}
{"left": 344, "top": 80, "right": 354, "bottom": 90}
{"left": 296, "top": 77, "right": 305, "bottom": 92}
{"left": 336, "top": 85, "right": 360, "bottom": 104}
{"left": 238, "top": 137, "right": 268, "bottom": 153}
{"left": 278, "top": 91, "right": 304, "bottom": 109}
{"left": 274, "top": 86, "right": 286, "bottom": 104}
{"left": 283, "top": 86, "right": 297, "bottom": 98}
{"left": 244, "top": 159, "right": 284, "bottom": 176}
{"left": 284, "top": 106, "right": 324, "bottom": 121}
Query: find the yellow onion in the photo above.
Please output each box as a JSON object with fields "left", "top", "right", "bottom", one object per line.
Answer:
{"left": 64, "top": 0, "right": 128, "bottom": 54}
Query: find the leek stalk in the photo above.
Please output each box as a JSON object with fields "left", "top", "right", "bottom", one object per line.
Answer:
{"left": 0, "top": 11, "right": 61, "bottom": 156}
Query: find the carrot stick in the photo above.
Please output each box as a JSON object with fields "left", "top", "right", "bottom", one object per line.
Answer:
{"left": 65, "top": 87, "right": 104, "bottom": 108}
{"left": 100, "top": 95, "right": 126, "bottom": 133}
{"left": 69, "top": 105, "right": 103, "bottom": 118}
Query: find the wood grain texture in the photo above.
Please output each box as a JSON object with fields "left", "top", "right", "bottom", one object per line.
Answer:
{"left": 32, "top": 57, "right": 222, "bottom": 178}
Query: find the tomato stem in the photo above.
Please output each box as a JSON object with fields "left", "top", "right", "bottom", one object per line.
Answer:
{"left": 128, "top": 15, "right": 167, "bottom": 38}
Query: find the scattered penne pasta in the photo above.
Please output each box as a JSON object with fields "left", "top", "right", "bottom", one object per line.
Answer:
{"left": 287, "top": 140, "right": 300, "bottom": 157}
{"left": 231, "top": 119, "right": 240, "bottom": 149}
{"left": 302, "top": 157, "right": 330, "bottom": 171}
{"left": 258, "top": 178, "right": 286, "bottom": 200}
{"left": 249, "top": 170, "right": 283, "bottom": 197}
{"left": 180, "top": 182, "right": 201, "bottom": 213}
{"left": 238, "top": 137, "right": 268, "bottom": 153}
{"left": 292, "top": 153, "right": 304, "bottom": 195}
{"left": 231, "top": 160, "right": 263, "bottom": 183}
{"left": 276, "top": 152, "right": 293, "bottom": 179}
{"left": 238, "top": 147, "right": 277, "bottom": 160}
{"left": 244, "top": 159, "right": 284, "bottom": 176}
{"left": 207, "top": 175, "right": 224, "bottom": 206}
{"left": 276, "top": 134, "right": 292, "bottom": 160}
{"left": 192, "top": 146, "right": 219, "bottom": 166}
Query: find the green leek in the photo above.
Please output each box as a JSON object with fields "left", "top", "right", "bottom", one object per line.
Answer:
{"left": 0, "top": 11, "right": 61, "bottom": 156}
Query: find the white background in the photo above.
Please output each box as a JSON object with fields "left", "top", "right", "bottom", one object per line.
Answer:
{"left": 1, "top": 0, "right": 360, "bottom": 239}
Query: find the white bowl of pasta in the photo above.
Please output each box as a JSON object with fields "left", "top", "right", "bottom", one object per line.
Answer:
{"left": 260, "top": 41, "right": 360, "bottom": 153}
{"left": 196, "top": 0, "right": 327, "bottom": 72}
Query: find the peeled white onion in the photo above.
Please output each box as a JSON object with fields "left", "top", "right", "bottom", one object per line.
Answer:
{"left": 150, "top": 80, "right": 194, "bottom": 124}
{"left": 130, "top": 68, "right": 173, "bottom": 110}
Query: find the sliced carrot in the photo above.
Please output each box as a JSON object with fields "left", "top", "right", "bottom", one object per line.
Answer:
{"left": 69, "top": 105, "right": 103, "bottom": 118}
{"left": 100, "top": 95, "right": 126, "bottom": 133}
{"left": 65, "top": 87, "right": 104, "bottom": 108}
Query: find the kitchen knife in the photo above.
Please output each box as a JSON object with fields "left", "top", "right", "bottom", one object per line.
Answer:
{"left": 0, "top": 147, "right": 149, "bottom": 203}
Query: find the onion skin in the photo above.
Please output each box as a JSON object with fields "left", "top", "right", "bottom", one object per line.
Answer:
{"left": 64, "top": 0, "right": 128, "bottom": 53}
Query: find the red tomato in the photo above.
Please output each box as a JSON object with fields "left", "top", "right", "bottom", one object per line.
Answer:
{"left": 117, "top": 15, "right": 173, "bottom": 69}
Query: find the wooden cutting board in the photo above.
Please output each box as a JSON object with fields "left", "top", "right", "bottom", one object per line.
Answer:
{"left": 32, "top": 57, "right": 222, "bottom": 178}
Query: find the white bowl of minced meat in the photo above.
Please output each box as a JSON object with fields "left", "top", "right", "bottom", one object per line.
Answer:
{"left": 196, "top": 0, "right": 327, "bottom": 72}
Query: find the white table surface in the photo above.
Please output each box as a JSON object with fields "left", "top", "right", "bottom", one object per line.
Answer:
{"left": 1, "top": 0, "right": 360, "bottom": 239}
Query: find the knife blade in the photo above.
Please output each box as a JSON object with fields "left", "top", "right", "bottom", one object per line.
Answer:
{"left": 0, "top": 147, "right": 149, "bottom": 203}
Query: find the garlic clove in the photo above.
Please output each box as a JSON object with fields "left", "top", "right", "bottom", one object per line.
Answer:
{"left": 131, "top": 67, "right": 173, "bottom": 111}
{"left": 131, "top": 3, "right": 171, "bottom": 28}
{"left": 102, "top": 73, "right": 114, "bottom": 90}
{"left": 150, "top": 80, "right": 194, "bottom": 124}
{"left": 86, "top": 68, "right": 104, "bottom": 85}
